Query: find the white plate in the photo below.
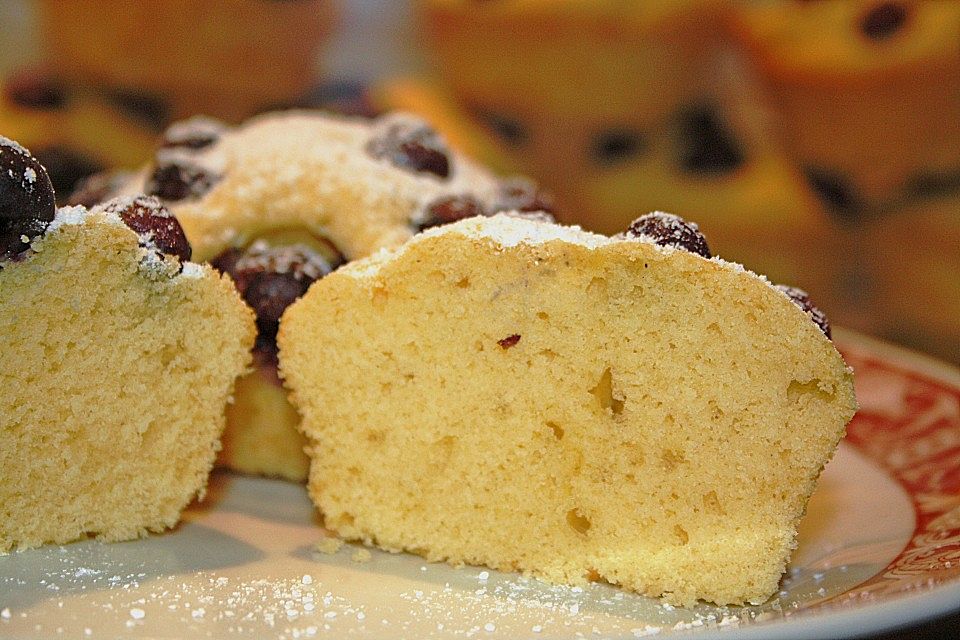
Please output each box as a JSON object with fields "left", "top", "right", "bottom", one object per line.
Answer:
{"left": 2, "top": 330, "right": 959, "bottom": 639}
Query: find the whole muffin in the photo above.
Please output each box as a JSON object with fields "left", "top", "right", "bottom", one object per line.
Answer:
{"left": 732, "top": 0, "right": 960, "bottom": 220}
{"left": 100, "top": 110, "right": 553, "bottom": 481}
{"left": 37, "top": 0, "right": 338, "bottom": 122}
{"left": 382, "top": 0, "right": 839, "bottom": 300}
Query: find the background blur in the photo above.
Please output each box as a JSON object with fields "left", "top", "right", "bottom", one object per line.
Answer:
{"left": 1, "top": 0, "right": 957, "bottom": 364}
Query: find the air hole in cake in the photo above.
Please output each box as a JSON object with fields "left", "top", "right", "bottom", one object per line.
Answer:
{"left": 566, "top": 509, "right": 592, "bottom": 535}
{"left": 586, "top": 276, "right": 608, "bottom": 298}
{"left": 536, "top": 311, "right": 549, "bottom": 321}
{"left": 545, "top": 421, "right": 564, "bottom": 441}
{"left": 708, "top": 399, "right": 724, "bottom": 420}
{"left": 371, "top": 286, "right": 389, "bottom": 310}
{"left": 539, "top": 348, "right": 558, "bottom": 361}
{"left": 456, "top": 276, "right": 471, "bottom": 288}
{"left": 787, "top": 378, "right": 836, "bottom": 404}
{"left": 660, "top": 449, "right": 687, "bottom": 471}
{"left": 140, "top": 418, "right": 164, "bottom": 449}
{"left": 707, "top": 322, "right": 723, "bottom": 337}
{"left": 433, "top": 435, "right": 458, "bottom": 461}
{"left": 589, "top": 367, "right": 625, "bottom": 415}
{"left": 334, "top": 513, "right": 355, "bottom": 528}
{"left": 159, "top": 343, "right": 180, "bottom": 368}
{"left": 366, "top": 430, "right": 385, "bottom": 444}
{"left": 702, "top": 491, "right": 726, "bottom": 516}
{"left": 673, "top": 525, "right": 690, "bottom": 546}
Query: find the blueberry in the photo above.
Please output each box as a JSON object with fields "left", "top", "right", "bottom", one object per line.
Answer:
{"left": 416, "top": 195, "right": 488, "bottom": 232}
{"left": 146, "top": 159, "right": 219, "bottom": 202}
{"left": 4, "top": 69, "right": 67, "bottom": 110}
{"left": 160, "top": 116, "right": 227, "bottom": 151}
{"left": 366, "top": 117, "right": 451, "bottom": 178}
{"left": 99, "top": 195, "right": 192, "bottom": 262}
{"left": 0, "top": 137, "right": 56, "bottom": 259}
{"left": 215, "top": 241, "right": 342, "bottom": 339}
{"left": 67, "top": 170, "right": 131, "bottom": 208}
{"left": 860, "top": 2, "right": 909, "bottom": 41}
{"left": 467, "top": 105, "right": 528, "bottom": 147}
{"left": 775, "top": 285, "right": 832, "bottom": 339}
{"left": 33, "top": 146, "right": 103, "bottom": 198}
{"left": 803, "top": 166, "right": 863, "bottom": 224}
{"left": 590, "top": 129, "right": 647, "bottom": 166}
{"left": 623, "top": 212, "right": 711, "bottom": 258}
{"left": 101, "top": 87, "right": 169, "bottom": 131}
{"left": 675, "top": 105, "right": 744, "bottom": 175}
{"left": 492, "top": 177, "right": 557, "bottom": 216}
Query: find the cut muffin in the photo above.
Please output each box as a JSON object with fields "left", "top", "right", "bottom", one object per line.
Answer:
{"left": 103, "top": 110, "right": 547, "bottom": 481}
{"left": 0, "top": 139, "right": 255, "bottom": 553}
{"left": 279, "top": 212, "right": 856, "bottom": 606}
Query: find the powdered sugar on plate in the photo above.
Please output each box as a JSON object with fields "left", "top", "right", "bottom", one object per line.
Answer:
{"left": 0, "top": 445, "right": 917, "bottom": 640}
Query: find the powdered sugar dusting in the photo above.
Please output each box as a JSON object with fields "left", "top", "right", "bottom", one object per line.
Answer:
{"left": 338, "top": 214, "right": 776, "bottom": 290}
{"left": 43, "top": 206, "right": 93, "bottom": 233}
{"left": 178, "top": 262, "right": 205, "bottom": 279}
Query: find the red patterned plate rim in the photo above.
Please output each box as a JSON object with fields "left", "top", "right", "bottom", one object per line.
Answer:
{"left": 1, "top": 329, "right": 958, "bottom": 640}
{"left": 730, "top": 328, "right": 960, "bottom": 639}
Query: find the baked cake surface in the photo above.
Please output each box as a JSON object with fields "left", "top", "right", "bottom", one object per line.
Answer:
{"left": 107, "top": 110, "right": 545, "bottom": 481}
{"left": 0, "top": 141, "right": 255, "bottom": 551}
{"left": 279, "top": 213, "right": 856, "bottom": 606}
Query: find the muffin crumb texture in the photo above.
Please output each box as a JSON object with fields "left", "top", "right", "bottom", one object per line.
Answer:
{"left": 280, "top": 214, "right": 856, "bottom": 606}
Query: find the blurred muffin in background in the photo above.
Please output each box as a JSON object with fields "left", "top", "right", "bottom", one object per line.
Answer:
{"left": 733, "top": 0, "right": 960, "bottom": 222}
{"left": 734, "top": 0, "right": 960, "bottom": 361}
{"left": 0, "top": 66, "right": 156, "bottom": 199}
{"left": 382, "top": 0, "right": 840, "bottom": 300}
{"left": 863, "top": 197, "right": 960, "bottom": 362}
{"left": 36, "top": 0, "right": 338, "bottom": 123}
